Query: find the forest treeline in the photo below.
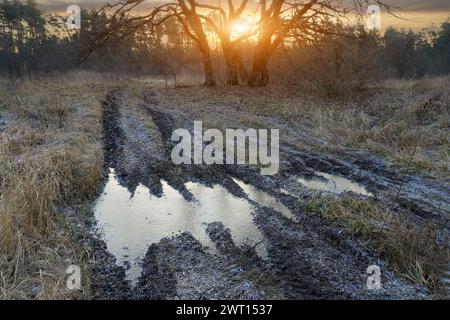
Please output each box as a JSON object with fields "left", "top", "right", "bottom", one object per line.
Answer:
{"left": 1, "top": 0, "right": 450, "bottom": 88}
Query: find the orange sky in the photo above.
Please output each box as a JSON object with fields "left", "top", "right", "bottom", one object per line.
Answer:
{"left": 381, "top": 11, "right": 449, "bottom": 31}
{"left": 36, "top": 0, "right": 450, "bottom": 32}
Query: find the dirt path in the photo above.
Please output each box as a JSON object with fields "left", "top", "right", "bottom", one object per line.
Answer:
{"left": 88, "top": 88, "right": 450, "bottom": 299}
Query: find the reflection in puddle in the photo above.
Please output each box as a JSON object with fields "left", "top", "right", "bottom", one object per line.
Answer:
{"left": 232, "top": 178, "right": 294, "bottom": 220}
{"left": 94, "top": 169, "right": 268, "bottom": 284}
{"left": 297, "top": 172, "right": 372, "bottom": 196}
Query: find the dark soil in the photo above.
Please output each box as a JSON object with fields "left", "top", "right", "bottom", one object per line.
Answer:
{"left": 84, "top": 88, "right": 450, "bottom": 299}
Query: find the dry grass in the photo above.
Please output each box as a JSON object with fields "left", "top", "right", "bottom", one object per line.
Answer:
{"left": 305, "top": 196, "right": 449, "bottom": 295}
{"left": 133, "top": 76, "right": 449, "bottom": 294}
{"left": 153, "top": 76, "right": 449, "bottom": 179}
{"left": 309, "top": 79, "right": 449, "bottom": 177}
{"left": 0, "top": 73, "right": 447, "bottom": 299}
{"left": 0, "top": 74, "right": 107, "bottom": 299}
{"left": 138, "top": 77, "right": 449, "bottom": 296}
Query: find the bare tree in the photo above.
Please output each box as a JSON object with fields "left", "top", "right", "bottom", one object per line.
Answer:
{"left": 194, "top": 0, "right": 256, "bottom": 84}
{"left": 85, "top": 0, "right": 393, "bottom": 86}
{"left": 86, "top": 1, "right": 218, "bottom": 86}
{"left": 246, "top": 0, "right": 392, "bottom": 86}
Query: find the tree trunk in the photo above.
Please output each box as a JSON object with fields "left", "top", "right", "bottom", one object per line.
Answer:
{"left": 198, "top": 39, "right": 215, "bottom": 87}
{"left": 236, "top": 51, "right": 248, "bottom": 83}
{"left": 185, "top": 10, "right": 216, "bottom": 87}
{"left": 225, "top": 50, "right": 239, "bottom": 85}
{"left": 201, "top": 51, "right": 216, "bottom": 87}
{"left": 224, "top": 46, "right": 248, "bottom": 85}
{"left": 248, "top": 32, "right": 272, "bottom": 86}
{"left": 247, "top": 14, "right": 283, "bottom": 86}
{"left": 248, "top": 54, "right": 269, "bottom": 86}
{"left": 227, "top": 63, "right": 239, "bottom": 85}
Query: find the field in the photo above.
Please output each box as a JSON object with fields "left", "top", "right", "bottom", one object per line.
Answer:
{"left": 0, "top": 72, "right": 448, "bottom": 299}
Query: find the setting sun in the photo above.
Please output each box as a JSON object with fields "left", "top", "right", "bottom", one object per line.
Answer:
{"left": 231, "top": 21, "right": 251, "bottom": 35}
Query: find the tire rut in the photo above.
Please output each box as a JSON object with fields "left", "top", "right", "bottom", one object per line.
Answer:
{"left": 89, "top": 88, "right": 440, "bottom": 299}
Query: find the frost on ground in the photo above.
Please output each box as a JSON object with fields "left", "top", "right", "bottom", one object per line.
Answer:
{"left": 88, "top": 86, "right": 449, "bottom": 299}
{"left": 1, "top": 77, "right": 447, "bottom": 300}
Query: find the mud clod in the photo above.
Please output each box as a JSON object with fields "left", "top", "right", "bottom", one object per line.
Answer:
{"left": 87, "top": 89, "right": 447, "bottom": 299}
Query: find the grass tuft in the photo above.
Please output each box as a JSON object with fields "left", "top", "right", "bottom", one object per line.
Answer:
{"left": 0, "top": 74, "right": 105, "bottom": 299}
{"left": 305, "top": 196, "right": 449, "bottom": 294}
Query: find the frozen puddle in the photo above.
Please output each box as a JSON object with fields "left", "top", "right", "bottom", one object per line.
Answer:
{"left": 94, "top": 169, "right": 290, "bottom": 284}
{"left": 232, "top": 178, "right": 294, "bottom": 220}
{"left": 297, "top": 172, "right": 373, "bottom": 196}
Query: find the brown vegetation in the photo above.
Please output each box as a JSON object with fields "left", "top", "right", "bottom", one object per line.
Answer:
{"left": 305, "top": 196, "right": 449, "bottom": 294}
{"left": 150, "top": 76, "right": 449, "bottom": 179}
{"left": 0, "top": 72, "right": 107, "bottom": 299}
{"left": 0, "top": 73, "right": 448, "bottom": 299}
{"left": 90, "top": 0, "right": 393, "bottom": 86}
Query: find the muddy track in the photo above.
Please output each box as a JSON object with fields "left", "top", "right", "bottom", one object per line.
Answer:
{"left": 281, "top": 146, "right": 450, "bottom": 222}
{"left": 0, "top": 113, "right": 13, "bottom": 132}
{"left": 88, "top": 88, "right": 446, "bottom": 299}
{"left": 141, "top": 89, "right": 449, "bottom": 224}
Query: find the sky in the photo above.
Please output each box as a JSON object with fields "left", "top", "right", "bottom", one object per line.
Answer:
{"left": 36, "top": 0, "right": 450, "bottom": 31}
